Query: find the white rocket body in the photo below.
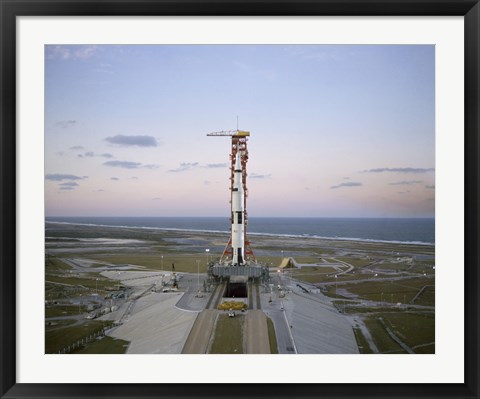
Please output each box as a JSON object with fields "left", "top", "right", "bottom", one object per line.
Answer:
{"left": 231, "top": 151, "right": 245, "bottom": 266}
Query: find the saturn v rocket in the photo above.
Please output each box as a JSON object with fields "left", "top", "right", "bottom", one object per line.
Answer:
{"left": 206, "top": 129, "right": 255, "bottom": 266}
{"left": 231, "top": 150, "right": 245, "bottom": 266}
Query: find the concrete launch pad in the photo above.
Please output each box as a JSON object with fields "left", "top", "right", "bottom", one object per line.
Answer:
{"left": 95, "top": 268, "right": 359, "bottom": 354}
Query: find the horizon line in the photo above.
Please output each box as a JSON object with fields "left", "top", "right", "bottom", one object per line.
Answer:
{"left": 45, "top": 215, "right": 435, "bottom": 219}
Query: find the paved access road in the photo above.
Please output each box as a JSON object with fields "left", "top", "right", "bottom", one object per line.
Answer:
{"left": 261, "top": 275, "right": 297, "bottom": 354}
{"left": 181, "top": 309, "right": 217, "bottom": 354}
{"left": 262, "top": 304, "right": 296, "bottom": 354}
{"left": 245, "top": 310, "right": 270, "bottom": 354}
{"left": 175, "top": 275, "right": 209, "bottom": 312}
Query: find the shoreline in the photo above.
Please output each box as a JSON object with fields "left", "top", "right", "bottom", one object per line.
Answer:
{"left": 45, "top": 220, "right": 435, "bottom": 247}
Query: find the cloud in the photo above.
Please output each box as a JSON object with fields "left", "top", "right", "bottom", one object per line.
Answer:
{"left": 76, "top": 152, "right": 92, "bottom": 157}
{"left": 205, "top": 163, "right": 228, "bottom": 168}
{"left": 165, "top": 162, "right": 227, "bottom": 172}
{"left": 143, "top": 164, "right": 159, "bottom": 170}
{"left": 250, "top": 173, "right": 272, "bottom": 179}
{"left": 330, "top": 182, "right": 362, "bottom": 189}
{"left": 69, "top": 145, "right": 84, "bottom": 151}
{"left": 47, "top": 45, "right": 98, "bottom": 60}
{"left": 93, "top": 63, "right": 114, "bottom": 75}
{"left": 152, "top": 197, "right": 162, "bottom": 200}
{"left": 425, "top": 185, "right": 435, "bottom": 189}
{"left": 74, "top": 45, "right": 98, "bottom": 59}
{"left": 110, "top": 177, "right": 119, "bottom": 181}
{"left": 45, "top": 173, "right": 85, "bottom": 181}
{"left": 47, "top": 46, "right": 71, "bottom": 60}
{"left": 94, "top": 189, "right": 105, "bottom": 192}
{"left": 361, "top": 167, "right": 435, "bottom": 174}
{"left": 58, "top": 181, "right": 79, "bottom": 191}
{"left": 56, "top": 120, "right": 77, "bottom": 129}
{"left": 397, "top": 191, "right": 410, "bottom": 194}
{"left": 389, "top": 180, "right": 423, "bottom": 186}
{"left": 59, "top": 182, "right": 79, "bottom": 187}
{"left": 130, "top": 176, "right": 139, "bottom": 180}
{"left": 76, "top": 150, "right": 115, "bottom": 159}
{"left": 105, "top": 135, "right": 158, "bottom": 147}
{"left": 168, "top": 162, "right": 199, "bottom": 172}
{"left": 103, "top": 160, "right": 141, "bottom": 169}
{"left": 94, "top": 69, "right": 113, "bottom": 74}
{"left": 103, "top": 160, "right": 157, "bottom": 169}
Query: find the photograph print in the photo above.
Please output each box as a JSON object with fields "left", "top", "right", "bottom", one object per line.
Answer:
{"left": 44, "top": 44, "right": 435, "bottom": 355}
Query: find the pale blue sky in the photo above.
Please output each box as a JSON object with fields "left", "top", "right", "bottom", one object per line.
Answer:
{"left": 45, "top": 45, "right": 435, "bottom": 217}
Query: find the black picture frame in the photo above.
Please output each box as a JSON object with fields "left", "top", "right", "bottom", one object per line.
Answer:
{"left": 1, "top": 1, "right": 479, "bottom": 398}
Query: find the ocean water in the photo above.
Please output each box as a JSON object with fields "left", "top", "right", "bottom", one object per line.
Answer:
{"left": 45, "top": 216, "right": 435, "bottom": 245}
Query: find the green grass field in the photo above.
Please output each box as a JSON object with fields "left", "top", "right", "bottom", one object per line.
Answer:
{"left": 352, "top": 327, "right": 373, "bottom": 353}
{"left": 363, "top": 317, "right": 407, "bottom": 354}
{"left": 380, "top": 312, "right": 435, "bottom": 350}
{"left": 73, "top": 336, "right": 129, "bottom": 354}
{"left": 45, "top": 319, "right": 76, "bottom": 330}
{"left": 45, "top": 320, "right": 112, "bottom": 354}
{"left": 362, "top": 312, "right": 434, "bottom": 354}
{"left": 329, "top": 277, "right": 434, "bottom": 304}
{"left": 46, "top": 256, "right": 73, "bottom": 271}
{"left": 266, "top": 316, "right": 278, "bottom": 354}
{"left": 209, "top": 314, "right": 244, "bottom": 354}
{"left": 45, "top": 305, "right": 89, "bottom": 318}
{"left": 87, "top": 254, "right": 212, "bottom": 273}
{"left": 45, "top": 273, "right": 114, "bottom": 294}
{"left": 334, "top": 257, "right": 374, "bottom": 268}
{"left": 290, "top": 269, "right": 339, "bottom": 284}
